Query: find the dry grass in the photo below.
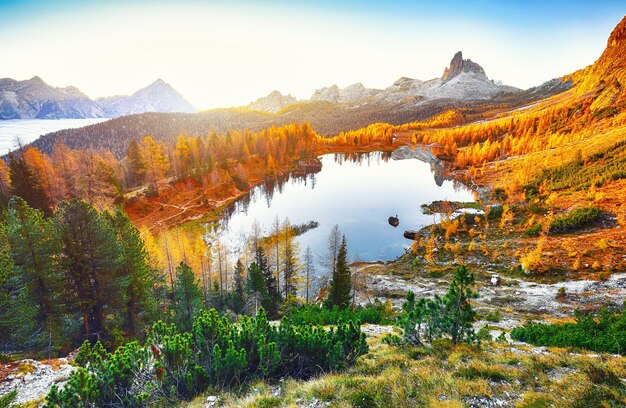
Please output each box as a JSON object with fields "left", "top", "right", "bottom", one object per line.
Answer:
{"left": 184, "top": 333, "right": 626, "bottom": 408}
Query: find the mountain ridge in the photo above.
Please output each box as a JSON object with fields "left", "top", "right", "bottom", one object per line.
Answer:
{"left": 0, "top": 77, "right": 196, "bottom": 120}
{"left": 245, "top": 90, "right": 298, "bottom": 113}
{"left": 24, "top": 49, "right": 576, "bottom": 158}
{"left": 97, "top": 79, "right": 196, "bottom": 116}
{"left": 246, "top": 51, "right": 520, "bottom": 113}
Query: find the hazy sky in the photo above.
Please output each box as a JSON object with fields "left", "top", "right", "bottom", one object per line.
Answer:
{"left": 0, "top": 0, "right": 624, "bottom": 109}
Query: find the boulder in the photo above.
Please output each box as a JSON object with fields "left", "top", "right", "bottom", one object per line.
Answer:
{"left": 388, "top": 215, "right": 399, "bottom": 227}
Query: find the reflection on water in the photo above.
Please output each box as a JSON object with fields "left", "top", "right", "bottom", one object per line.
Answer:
{"left": 215, "top": 151, "right": 473, "bottom": 263}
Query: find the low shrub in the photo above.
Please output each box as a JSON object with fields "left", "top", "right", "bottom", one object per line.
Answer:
{"left": 283, "top": 304, "right": 394, "bottom": 326}
{"left": 556, "top": 287, "right": 566, "bottom": 300}
{"left": 45, "top": 308, "right": 368, "bottom": 407}
{"left": 524, "top": 224, "right": 542, "bottom": 237}
{"left": 529, "top": 140, "right": 626, "bottom": 192}
{"left": 0, "top": 390, "right": 17, "bottom": 407}
{"left": 549, "top": 206, "right": 602, "bottom": 234}
{"left": 487, "top": 205, "right": 504, "bottom": 220}
{"left": 485, "top": 309, "right": 502, "bottom": 323}
{"left": 511, "top": 306, "right": 626, "bottom": 355}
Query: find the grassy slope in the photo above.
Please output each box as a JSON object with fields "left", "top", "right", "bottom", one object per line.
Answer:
{"left": 186, "top": 329, "right": 626, "bottom": 407}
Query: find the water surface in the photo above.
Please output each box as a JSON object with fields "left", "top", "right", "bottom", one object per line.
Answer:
{"left": 218, "top": 152, "right": 473, "bottom": 262}
{"left": 0, "top": 118, "right": 107, "bottom": 155}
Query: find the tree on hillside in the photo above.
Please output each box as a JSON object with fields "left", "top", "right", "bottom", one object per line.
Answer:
{"left": 269, "top": 216, "right": 282, "bottom": 294}
{"left": 54, "top": 199, "right": 121, "bottom": 341}
{"left": 251, "top": 245, "right": 280, "bottom": 318}
{"left": 174, "top": 134, "right": 193, "bottom": 180}
{"left": 245, "top": 261, "right": 265, "bottom": 315}
{"left": 139, "top": 136, "right": 169, "bottom": 195}
{"left": 22, "top": 147, "right": 56, "bottom": 202}
{"left": 5, "top": 197, "right": 63, "bottom": 349}
{"left": 173, "top": 261, "right": 203, "bottom": 331}
{"left": 303, "top": 246, "right": 315, "bottom": 304}
{"left": 51, "top": 144, "right": 77, "bottom": 199}
{"left": 390, "top": 264, "right": 478, "bottom": 346}
{"left": 0, "top": 214, "right": 33, "bottom": 349}
{"left": 325, "top": 224, "right": 341, "bottom": 277}
{"left": 443, "top": 264, "right": 478, "bottom": 345}
{"left": 282, "top": 219, "right": 301, "bottom": 304}
{"left": 8, "top": 152, "right": 52, "bottom": 216}
{"left": 124, "top": 140, "right": 146, "bottom": 187}
{"left": 107, "top": 207, "right": 158, "bottom": 337}
{"left": 231, "top": 258, "right": 246, "bottom": 313}
{"left": 326, "top": 235, "right": 352, "bottom": 309}
{"left": 0, "top": 159, "right": 10, "bottom": 208}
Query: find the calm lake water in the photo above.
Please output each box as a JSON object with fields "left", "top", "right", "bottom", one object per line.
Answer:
{"left": 0, "top": 118, "right": 107, "bottom": 155}
{"left": 218, "top": 151, "right": 474, "bottom": 262}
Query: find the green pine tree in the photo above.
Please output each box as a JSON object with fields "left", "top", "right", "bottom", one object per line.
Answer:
{"left": 231, "top": 258, "right": 246, "bottom": 313}
{"left": 5, "top": 197, "right": 63, "bottom": 349}
{"left": 54, "top": 199, "right": 121, "bottom": 342}
{"left": 245, "top": 262, "right": 265, "bottom": 295}
{"left": 173, "top": 262, "right": 203, "bottom": 331}
{"left": 443, "top": 264, "right": 478, "bottom": 344}
{"left": 0, "top": 214, "right": 26, "bottom": 348}
{"left": 107, "top": 207, "right": 158, "bottom": 337}
{"left": 256, "top": 246, "right": 280, "bottom": 318}
{"left": 326, "top": 235, "right": 352, "bottom": 309}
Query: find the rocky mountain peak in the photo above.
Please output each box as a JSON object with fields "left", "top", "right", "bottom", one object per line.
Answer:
{"left": 572, "top": 16, "right": 626, "bottom": 96}
{"left": 97, "top": 79, "right": 196, "bottom": 116}
{"left": 29, "top": 75, "right": 46, "bottom": 85}
{"left": 608, "top": 15, "right": 626, "bottom": 48}
{"left": 442, "top": 51, "right": 487, "bottom": 81}
{"left": 246, "top": 90, "right": 297, "bottom": 114}
{"left": 311, "top": 83, "right": 380, "bottom": 103}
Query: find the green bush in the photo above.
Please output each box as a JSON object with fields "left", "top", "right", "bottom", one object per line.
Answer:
{"left": 487, "top": 205, "right": 504, "bottom": 220}
{"left": 45, "top": 308, "right": 368, "bottom": 407}
{"left": 385, "top": 265, "right": 478, "bottom": 346}
{"left": 549, "top": 206, "right": 601, "bottom": 234}
{"left": 475, "top": 326, "right": 492, "bottom": 341}
{"left": 524, "top": 224, "right": 543, "bottom": 237}
{"left": 511, "top": 306, "right": 626, "bottom": 355}
{"left": 283, "top": 304, "right": 393, "bottom": 326}
{"left": 0, "top": 390, "right": 17, "bottom": 408}
{"left": 485, "top": 309, "right": 502, "bottom": 323}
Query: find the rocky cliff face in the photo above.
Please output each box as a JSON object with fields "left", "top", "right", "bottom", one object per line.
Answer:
{"left": 442, "top": 51, "right": 487, "bottom": 81}
{"left": 246, "top": 90, "right": 297, "bottom": 113}
{"left": 310, "top": 83, "right": 381, "bottom": 103}
{"left": 569, "top": 15, "right": 626, "bottom": 103}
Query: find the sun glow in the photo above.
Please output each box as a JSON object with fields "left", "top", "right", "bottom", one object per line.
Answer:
{"left": 0, "top": 1, "right": 620, "bottom": 109}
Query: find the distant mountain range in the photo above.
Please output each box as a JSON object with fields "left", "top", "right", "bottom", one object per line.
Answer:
{"left": 27, "top": 50, "right": 573, "bottom": 158}
{"left": 0, "top": 78, "right": 196, "bottom": 120}
{"left": 243, "top": 51, "right": 526, "bottom": 114}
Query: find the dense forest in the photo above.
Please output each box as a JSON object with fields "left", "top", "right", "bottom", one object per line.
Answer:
{"left": 0, "top": 195, "right": 361, "bottom": 355}
{"left": 25, "top": 95, "right": 537, "bottom": 159}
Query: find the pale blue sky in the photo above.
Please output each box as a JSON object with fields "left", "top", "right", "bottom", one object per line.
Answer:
{"left": 0, "top": 1, "right": 624, "bottom": 108}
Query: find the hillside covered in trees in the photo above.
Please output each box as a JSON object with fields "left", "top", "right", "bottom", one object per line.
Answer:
{"left": 1, "top": 8, "right": 626, "bottom": 408}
